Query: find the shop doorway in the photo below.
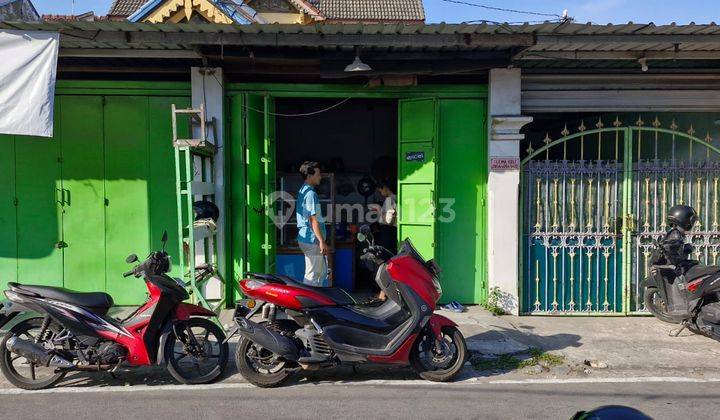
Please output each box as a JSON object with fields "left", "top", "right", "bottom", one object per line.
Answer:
{"left": 275, "top": 98, "right": 398, "bottom": 293}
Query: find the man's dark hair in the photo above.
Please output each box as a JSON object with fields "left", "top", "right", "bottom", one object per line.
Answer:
{"left": 299, "top": 161, "right": 320, "bottom": 180}
{"left": 376, "top": 178, "right": 395, "bottom": 193}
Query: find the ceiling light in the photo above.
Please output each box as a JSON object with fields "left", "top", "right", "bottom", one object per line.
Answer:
{"left": 345, "top": 48, "right": 372, "bottom": 72}
{"left": 638, "top": 57, "right": 649, "bottom": 72}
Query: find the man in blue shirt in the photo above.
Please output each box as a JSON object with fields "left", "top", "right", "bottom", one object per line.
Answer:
{"left": 296, "top": 161, "right": 328, "bottom": 286}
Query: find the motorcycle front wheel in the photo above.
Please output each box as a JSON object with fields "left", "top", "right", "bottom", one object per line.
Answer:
{"left": 164, "top": 317, "right": 229, "bottom": 384}
{"left": 643, "top": 287, "right": 678, "bottom": 324}
{"left": 410, "top": 326, "right": 467, "bottom": 382}
{"left": 235, "top": 335, "right": 294, "bottom": 388}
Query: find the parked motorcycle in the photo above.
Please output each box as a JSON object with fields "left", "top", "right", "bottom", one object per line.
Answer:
{"left": 643, "top": 205, "right": 720, "bottom": 339}
{"left": 0, "top": 231, "right": 228, "bottom": 390}
{"left": 229, "top": 225, "right": 467, "bottom": 387}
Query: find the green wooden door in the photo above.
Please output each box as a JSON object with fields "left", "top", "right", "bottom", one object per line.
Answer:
{"left": 60, "top": 96, "right": 107, "bottom": 292}
{"left": 0, "top": 135, "right": 17, "bottom": 290}
{"left": 397, "top": 98, "right": 438, "bottom": 260}
{"left": 436, "top": 99, "right": 487, "bottom": 303}
{"left": 245, "top": 93, "right": 265, "bottom": 274}
{"left": 263, "top": 95, "right": 277, "bottom": 273}
{"left": 104, "top": 96, "right": 150, "bottom": 304}
{"left": 15, "top": 129, "right": 63, "bottom": 287}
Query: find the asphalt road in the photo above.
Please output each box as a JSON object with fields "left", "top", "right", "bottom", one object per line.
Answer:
{"left": 0, "top": 380, "right": 717, "bottom": 420}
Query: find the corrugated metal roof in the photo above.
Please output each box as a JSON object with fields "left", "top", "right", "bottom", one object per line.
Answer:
{"left": 1, "top": 20, "right": 718, "bottom": 36}
{"left": 0, "top": 21, "right": 717, "bottom": 54}
{"left": 315, "top": 0, "right": 424, "bottom": 21}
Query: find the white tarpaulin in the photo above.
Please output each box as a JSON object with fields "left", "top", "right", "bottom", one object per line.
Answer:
{"left": 0, "top": 30, "right": 59, "bottom": 137}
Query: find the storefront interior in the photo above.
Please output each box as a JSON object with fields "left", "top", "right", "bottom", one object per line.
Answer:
{"left": 274, "top": 98, "right": 399, "bottom": 293}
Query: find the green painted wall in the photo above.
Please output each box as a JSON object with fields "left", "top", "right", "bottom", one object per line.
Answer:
{"left": 0, "top": 84, "right": 190, "bottom": 304}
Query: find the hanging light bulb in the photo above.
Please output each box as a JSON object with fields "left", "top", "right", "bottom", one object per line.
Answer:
{"left": 345, "top": 48, "right": 372, "bottom": 72}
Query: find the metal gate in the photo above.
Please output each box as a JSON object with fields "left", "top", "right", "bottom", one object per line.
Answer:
{"left": 521, "top": 117, "right": 720, "bottom": 314}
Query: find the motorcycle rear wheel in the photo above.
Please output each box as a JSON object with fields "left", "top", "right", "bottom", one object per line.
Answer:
{"left": 410, "top": 326, "right": 467, "bottom": 382}
{"left": 0, "top": 318, "right": 67, "bottom": 390}
{"left": 643, "top": 287, "right": 678, "bottom": 324}
{"left": 235, "top": 335, "right": 294, "bottom": 388}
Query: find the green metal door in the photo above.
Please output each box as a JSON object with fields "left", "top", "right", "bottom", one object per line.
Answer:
{"left": 60, "top": 96, "right": 106, "bottom": 292}
{"left": 264, "top": 96, "right": 277, "bottom": 273}
{"left": 397, "top": 98, "right": 438, "bottom": 260}
{"left": 15, "top": 120, "right": 63, "bottom": 287}
{"left": 436, "top": 99, "right": 487, "bottom": 303}
{"left": 104, "top": 96, "right": 150, "bottom": 304}
{"left": 0, "top": 135, "right": 17, "bottom": 290}
{"left": 244, "top": 93, "right": 265, "bottom": 274}
{"left": 244, "top": 93, "right": 276, "bottom": 274}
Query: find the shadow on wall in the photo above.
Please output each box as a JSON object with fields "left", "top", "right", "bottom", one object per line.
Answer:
{"left": 0, "top": 95, "right": 189, "bottom": 304}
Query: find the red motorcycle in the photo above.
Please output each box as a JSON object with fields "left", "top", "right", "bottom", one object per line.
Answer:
{"left": 230, "top": 225, "right": 467, "bottom": 387}
{"left": 0, "top": 231, "right": 228, "bottom": 390}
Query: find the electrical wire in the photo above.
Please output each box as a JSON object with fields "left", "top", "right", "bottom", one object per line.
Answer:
{"left": 211, "top": 72, "right": 363, "bottom": 118}
{"left": 439, "top": 0, "right": 563, "bottom": 18}
{"left": 245, "top": 97, "right": 354, "bottom": 118}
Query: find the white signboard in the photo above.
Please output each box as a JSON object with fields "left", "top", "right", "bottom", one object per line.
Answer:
{"left": 0, "top": 30, "right": 59, "bottom": 137}
{"left": 490, "top": 157, "right": 520, "bottom": 171}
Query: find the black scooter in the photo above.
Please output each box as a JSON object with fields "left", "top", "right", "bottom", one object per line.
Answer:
{"left": 643, "top": 230, "right": 720, "bottom": 339}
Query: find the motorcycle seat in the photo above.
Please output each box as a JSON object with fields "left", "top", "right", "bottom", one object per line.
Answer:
{"left": 246, "top": 273, "right": 358, "bottom": 306}
{"left": 685, "top": 265, "right": 720, "bottom": 281}
{"left": 8, "top": 282, "right": 114, "bottom": 315}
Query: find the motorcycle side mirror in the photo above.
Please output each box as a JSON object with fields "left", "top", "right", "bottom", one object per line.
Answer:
{"left": 126, "top": 254, "right": 138, "bottom": 264}
{"left": 161, "top": 230, "right": 168, "bottom": 252}
{"left": 358, "top": 224, "right": 374, "bottom": 245}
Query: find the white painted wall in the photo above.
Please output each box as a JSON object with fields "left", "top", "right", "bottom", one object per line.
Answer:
{"left": 191, "top": 67, "right": 225, "bottom": 300}
{"left": 487, "top": 68, "right": 531, "bottom": 315}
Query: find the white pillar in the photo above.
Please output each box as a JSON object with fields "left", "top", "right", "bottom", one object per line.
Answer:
{"left": 191, "top": 67, "right": 225, "bottom": 300}
{"left": 487, "top": 68, "right": 532, "bottom": 315}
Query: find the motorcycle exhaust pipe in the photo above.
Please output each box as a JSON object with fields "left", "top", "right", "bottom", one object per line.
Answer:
{"left": 5, "top": 336, "right": 74, "bottom": 369}
{"left": 235, "top": 317, "right": 299, "bottom": 361}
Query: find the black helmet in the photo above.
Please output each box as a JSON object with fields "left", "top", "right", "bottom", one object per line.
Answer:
{"left": 193, "top": 200, "right": 219, "bottom": 222}
{"left": 667, "top": 204, "right": 698, "bottom": 231}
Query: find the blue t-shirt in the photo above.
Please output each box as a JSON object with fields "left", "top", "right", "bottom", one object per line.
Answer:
{"left": 296, "top": 184, "right": 326, "bottom": 244}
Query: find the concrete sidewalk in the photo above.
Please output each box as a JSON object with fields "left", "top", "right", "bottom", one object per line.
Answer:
{"left": 441, "top": 306, "right": 720, "bottom": 379}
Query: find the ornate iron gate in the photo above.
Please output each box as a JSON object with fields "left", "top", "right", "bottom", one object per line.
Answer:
{"left": 521, "top": 117, "right": 720, "bottom": 315}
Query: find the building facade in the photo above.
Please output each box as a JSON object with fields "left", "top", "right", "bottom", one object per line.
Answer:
{"left": 0, "top": 20, "right": 718, "bottom": 315}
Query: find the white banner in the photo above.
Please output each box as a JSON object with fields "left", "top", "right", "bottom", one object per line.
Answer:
{"left": 0, "top": 30, "right": 59, "bottom": 137}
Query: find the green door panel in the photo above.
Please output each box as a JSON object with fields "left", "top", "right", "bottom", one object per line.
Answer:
{"left": 229, "top": 95, "right": 247, "bottom": 300}
{"left": 245, "top": 93, "right": 266, "bottom": 274}
{"left": 0, "top": 135, "right": 17, "bottom": 290}
{"left": 148, "top": 96, "right": 189, "bottom": 278}
{"left": 399, "top": 99, "right": 436, "bottom": 142}
{"left": 264, "top": 95, "right": 276, "bottom": 273}
{"left": 15, "top": 129, "right": 63, "bottom": 287}
{"left": 397, "top": 98, "right": 437, "bottom": 262}
{"left": 436, "top": 99, "right": 487, "bottom": 304}
{"left": 60, "top": 96, "right": 106, "bottom": 292}
{"left": 104, "top": 96, "right": 150, "bottom": 304}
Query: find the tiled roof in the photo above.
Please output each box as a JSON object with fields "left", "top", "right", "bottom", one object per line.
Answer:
{"left": 314, "top": 0, "right": 424, "bottom": 21}
{"left": 108, "top": 0, "right": 146, "bottom": 17}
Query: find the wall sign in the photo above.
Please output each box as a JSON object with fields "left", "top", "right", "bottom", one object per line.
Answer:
{"left": 490, "top": 157, "right": 520, "bottom": 171}
{"left": 405, "top": 151, "right": 425, "bottom": 162}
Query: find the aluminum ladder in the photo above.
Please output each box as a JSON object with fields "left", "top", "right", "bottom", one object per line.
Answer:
{"left": 171, "top": 103, "right": 225, "bottom": 313}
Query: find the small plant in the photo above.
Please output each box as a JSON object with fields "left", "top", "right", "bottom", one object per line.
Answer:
{"left": 481, "top": 286, "right": 506, "bottom": 315}
{"left": 472, "top": 348, "right": 565, "bottom": 373}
